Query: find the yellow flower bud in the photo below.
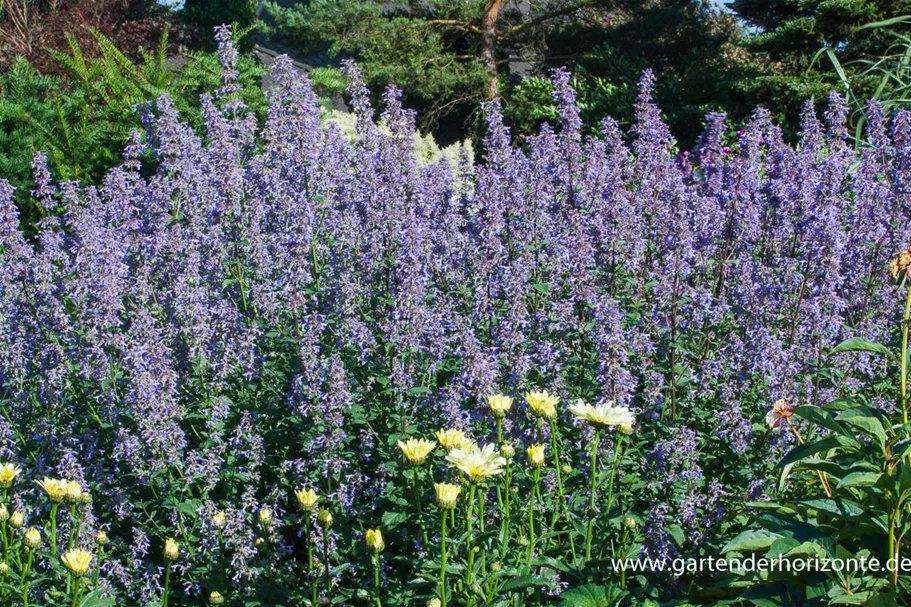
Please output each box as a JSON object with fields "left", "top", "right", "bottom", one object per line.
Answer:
{"left": 433, "top": 483, "right": 461, "bottom": 510}
{"left": 397, "top": 438, "right": 436, "bottom": 465}
{"left": 0, "top": 504, "right": 8, "bottom": 522}
{"left": 524, "top": 390, "right": 559, "bottom": 419}
{"left": 164, "top": 538, "right": 179, "bottom": 561}
{"left": 24, "top": 528, "right": 40, "bottom": 549}
{"left": 527, "top": 444, "right": 547, "bottom": 467}
{"left": 499, "top": 443, "right": 515, "bottom": 459}
{"left": 317, "top": 509, "right": 333, "bottom": 529}
{"left": 212, "top": 510, "right": 226, "bottom": 529}
{"left": 0, "top": 562, "right": 8, "bottom": 576}
{"left": 64, "top": 480, "right": 83, "bottom": 503}
{"left": 435, "top": 428, "right": 473, "bottom": 451}
{"left": 365, "top": 528, "right": 384, "bottom": 554}
{"left": 95, "top": 531, "right": 109, "bottom": 546}
{"left": 487, "top": 394, "right": 513, "bottom": 418}
{"left": 9, "top": 511, "right": 23, "bottom": 529}
{"left": 209, "top": 591, "right": 225, "bottom": 605}
{"left": 295, "top": 488, "right": 319, "bottom": 512}
{"left": 258, "top": 507, "right": 272, "bottom": 526}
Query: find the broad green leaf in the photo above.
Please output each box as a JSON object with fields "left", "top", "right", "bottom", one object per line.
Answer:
{"left": 837, "top": 471, "right": 883, "bottom": 489}
{"left": 836, "top": 411, "right": 888, "bottom": 450}
{"left": 831, "top": 337, "right": 892, "bottom": 358}
{"left": 780, "top": 436, "right": 855, "bottom": 468}
{"left": 558, "top": 584, "right": 623, "bottom": 607}
{"left": 723, "top": 529, "right": 783, "bottom": 553}
{"left": 793, "top": 406, "right": 855, "bottom": 439}
{"left": 793, "top": 497, "right": 867, "bottom": 517}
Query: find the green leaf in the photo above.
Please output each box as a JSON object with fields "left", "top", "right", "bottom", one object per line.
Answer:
{"left": 723, "top": 529, "right": 783, "bottom": 553}
{"left": 381, "top": 511, "right": 408, "bottom": 528}
{"left": 558, "top": 584, "right": 623, "bottom": 607}
{"left": 793, "top": 406, "right": 855, "bottom": 439}
{"left": 831, "top": 337, "right": 892, "bottom": 358}
{"left": 864, "top": 594, "right": 900, "bottom": 607}
{"left": 780, "top": 436, "right": 854, "bottom": 468}
{"left": 837, "top": 471, "right": 883, "bottom": 489}
{"left": 80, "top": 589, "right": 117, "bottom": 607}
{"left": 836, "top": 410, "right": 888, "bottom": 450}
{"left": 793, "top": 497, "right": 866, "bottom": 518}
{"left": 500, "top": 575, "right": 555, "bottom": 593}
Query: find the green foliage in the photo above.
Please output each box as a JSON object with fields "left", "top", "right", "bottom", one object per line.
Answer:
{"left": 0, "top": 27, "right": 266, "bottom": 225}
{"left": 730, "top": 0, "right": 910, "bottom": 129}
{"left": 263, "top": 0, "right": 490, "bottom": 127}
{"left": 725, "top": 284, "right": 911, "bottom": 604}
{"left": 263, "top": 0, "right": 748, "bottom": 146}
{"left": 814, "top": 15, "right": 911, "bottom": 142}
{"left": 182, "top": 0, "right": 257, "bottom": 50}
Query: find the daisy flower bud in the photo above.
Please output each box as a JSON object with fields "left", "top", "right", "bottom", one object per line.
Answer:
{"left": 164, "top": 538, "right": 180, "bottom": 561}
{"left": 365, "top": 528, "right": 384, "bottom": 554}
{"left": 317, "top": 509, "right": 333, "bottom": 529}
{"left": 24, "top": 528, "right": 40, "bottom": 549}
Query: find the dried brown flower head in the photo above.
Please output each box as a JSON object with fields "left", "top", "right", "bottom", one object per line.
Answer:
{"left": 890, "top": 247, "right": 911, "bottom": 279}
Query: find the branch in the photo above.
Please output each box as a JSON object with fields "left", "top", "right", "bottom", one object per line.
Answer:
{"left": 425, "top": 19, "right": 481, "bottom": 34}
{"left": 500, "top": 0, "right": 598, "bottom": 38}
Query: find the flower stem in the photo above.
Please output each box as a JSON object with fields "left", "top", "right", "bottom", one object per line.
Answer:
{"left": 549, "top": 419, "right": 576, "bottom": 560}
{"left": 162, "top": 564, "right": 170, "bottom": 607}
{"left": 307, "top": 522, "right": 316, "bottom": 606}
{"left": 499, "top": 460, "right": 511, "bottom": 563}
{"left": 21, "top": 549, "right": 33, "bottom": 607}
{"left": 94, "top": 546, "right": 104, "bottom": 588}
{"left": 439, "top": 509, "right": 448, "bottom": 607}
{"left": 585, "top": 429, "right": 601, "bottom": 565}
{"left": 527, "top": 467, "right": 539, "bottom": 569}
{"left": 411, "top": 465, "right": 429, "bottom": 548}
{"left": 372, "top": 554, "right": 382, "bottom": 607}
{"left": 49, "top": 503, "right": 58, "bottom": 557}
{"left": 466, "top": 483, "right": 477, "bottom": 607}
{"left": 605, "top": 434, "right": 624, "bottom": 518}
{"left": 901, "top": 281, "right": 911, "bottom": 423}
{"left": 70, "top": 576, "right": 83, "bottom": 607}
{"left": 322, "top": 525, "right": 332, "bottom": 598}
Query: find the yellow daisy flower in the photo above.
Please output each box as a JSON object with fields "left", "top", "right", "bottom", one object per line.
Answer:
{"left": 397, "top": 438, "right": 436, "bottom": 465}
{"left": 445, "top": 444, "right": 506, "bottom": 481}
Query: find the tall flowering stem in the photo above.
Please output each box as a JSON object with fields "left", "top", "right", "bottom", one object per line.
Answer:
{"left": 499, "top": 457, "right": 512, "bottom": 563}
{"left": 49, "top": 504, "right": 58, "bottom": 557}
{"left": 439, "top": 510, "right": 448, "bottom": 607}
{"left": 604, "top": 434, "right": 625, "bottom": 521}
{"left": 162, "top": 564, "right": 171, "bottom": 607}
{"left": 306, "top": 523, "right": 316, "bottom": 605}
{"left": 21, "top": 548, "right": 34, "bottom": 607}
{"left": 527, "top": 466, "right": 540, "bottom": 569}
{"left": 585, "top": 429, "right": 601, "bottom": 564}
{"left": 412, "top": 465, "right": 429, "bottom": 548}
{"left": 371, "top": 553, "right": 382, "bottom": 607}
{"left": 322, "top": 526, "right": 331, "bottom": 598}
{"left": 548, "top": 419, "right": 576, "bottom": 560}
{"left": 901, "top": 278, "right": 911, "bottom": 424}
{"left": 465, "top": 482, "right": 477, "bottom": 607}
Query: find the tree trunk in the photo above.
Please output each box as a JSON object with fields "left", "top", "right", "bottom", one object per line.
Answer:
{"left": 480, "top": 0, "right": 505, "bottom": 99}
